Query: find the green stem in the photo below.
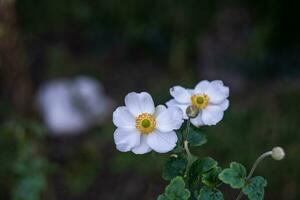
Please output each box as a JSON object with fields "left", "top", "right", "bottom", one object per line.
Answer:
{"left": 183, "top": 119, "right": 194, "bottom": 178}
{"left": 184, "top": 119, "right": 192, "bottom": 159}
{"left": 235, "top": 151, "right": 272, "bottom": 200}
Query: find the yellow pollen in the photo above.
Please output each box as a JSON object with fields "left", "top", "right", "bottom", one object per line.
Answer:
{"left": 136, "top": 113, "right": 156, "bottom": 134}
{"left": 191, "top": 94, "right": 209, "bottom": 109}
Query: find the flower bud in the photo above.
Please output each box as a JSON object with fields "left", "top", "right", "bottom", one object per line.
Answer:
{"left": 186, "top": 105, "right": 199, "bottom": 118}
{"left": 271, "top": 147, "right": 285, "bottom": 161}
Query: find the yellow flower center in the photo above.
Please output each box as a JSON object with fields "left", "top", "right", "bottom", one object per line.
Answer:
{"left": 135, "top": 113, "right": 156, "bottom": 134}
{"left": 191, "top": 94, "right": 209, "bottom": 109}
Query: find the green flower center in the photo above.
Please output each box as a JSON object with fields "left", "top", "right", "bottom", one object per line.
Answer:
{"left": 141, "top": 119, "right": 151, "bottom": 128}
{"left": 196, "top": 96, "right": 204, "bottom": 104}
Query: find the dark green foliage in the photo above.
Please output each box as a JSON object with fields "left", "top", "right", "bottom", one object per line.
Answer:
{"left": 158, "top": 177, "right": 191, "bottom": 200}
{"left": 201, "top": 167, "right": 222, "bottom": 187}
{"left": 187, "top": 127, "right": 207, "bottom": 147}
{"left": 162, "top": 156, "right": 188, "bottom": 181}
{"left": 197, "top": 186, "right": 224, "bottom": 200}
{"left": 190, "top": 157, "right": 218, "bottom": 179}
{"left": 242, "top": 176, "right": 267, "bottom": 200}
{"left": 0, "top": 120, "right": 50, "bottom": 200}
{"left": 218, "top": 162, "right": 247, "bottom": 189}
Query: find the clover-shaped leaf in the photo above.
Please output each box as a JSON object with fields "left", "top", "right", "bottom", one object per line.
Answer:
{"left": 162, "top": 156, "right": 188, "bottom": 181}
{"left": 218, "top": 162, "right": 247, "bottom": 189}
{"left": 202, "top": 167, "right": 222, "bottom": 187}
{"left": 242, "top": 176, "right": 267, "bottom": 200}
{"left": 157, "top": 177, "right": 191, "bottom": 200}
{"left": 187, "top": 128, "right": 207, "bottom": 147}
{"left": 197, "top": 186, "right": 224, "bottom": 200}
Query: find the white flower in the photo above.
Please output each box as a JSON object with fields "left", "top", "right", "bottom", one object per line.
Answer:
{"left": 37, "top": 76, "right": 113, "bottom": 135}
{"left": 113, "top": 92, "right": 184, "bottom": 154}
{"left": 166, "top": 80, "right": 229, "bottom": 127}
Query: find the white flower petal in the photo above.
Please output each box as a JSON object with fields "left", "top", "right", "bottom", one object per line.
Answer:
{"left": 113, "top": 106, "right": 135, "bottom": 130}
{"left": 211, "top": 80, "right": 229, "bottom": 98}
{"left": 201, "top": 105, "right": 224, "bottom": 126}
{"left": 132, "top": 135, "right": 152, "bottom": 154}
{"left": 154, "top": 105, "right": 167, "bottom": 117}
{"left": 194, "top": 80, "right": 210, "bottom": 94}
{"left": 125, "top": 92, "right": 155, "bottom": 116}
{"left": 156, "top": 107, "right": 184, "bottom": 132}
{"left": 170, "top": 86, "right": 191, "bottom": 103}
{"left": 114, "top": 128, "right": 140, "bottom": 152}
{"left": 166, "top": 99, "right": 189, "bottom": 119}
{"left": 206, "top": 83, "right": 229, "bottom": 104}
{"left": 219, "top": 99, "right": 230, "bottom": 111}
{"left": 147, "top": 130, "right": 177, "bottom": 153}
{"left": 190, "top": 111, "right": 205, "bottom": 127}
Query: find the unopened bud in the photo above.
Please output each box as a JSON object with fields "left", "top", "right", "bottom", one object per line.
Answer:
{"left": 186, "top": 105, "right": 199, "bottom": 118}
{"left": 272, "top": 147, "right": 285, "bottom": 160}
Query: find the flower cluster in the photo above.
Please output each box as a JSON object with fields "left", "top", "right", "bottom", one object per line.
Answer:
{"left": 167, "top": 80, "right": 229, "bottom": 127}
{"left": 112, "top": 80, "right": 229, "bottom": 154}
{"left": 112, "top": 79, "right": 285, "bottom": 200}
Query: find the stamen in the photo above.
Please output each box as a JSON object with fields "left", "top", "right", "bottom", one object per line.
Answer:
{"left": 136, "top": 113, "right": 156, "bottom": 134}
{"left": 191, "top": 94, "right": 209, "bottom": 109}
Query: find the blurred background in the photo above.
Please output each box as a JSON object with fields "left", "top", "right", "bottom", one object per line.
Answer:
{"left": 0, "top": 0, "right": 299, "bottom": 199}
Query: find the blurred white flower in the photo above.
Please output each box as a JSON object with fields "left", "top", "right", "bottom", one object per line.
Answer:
{"left": 37, "top": 76, "right": 113, "bottom": 135}
{"left": 113, "top": 92, "right": 183, "bottom": 154}
{"left": 167, "top": 80, "right": 229, "bottom": 127}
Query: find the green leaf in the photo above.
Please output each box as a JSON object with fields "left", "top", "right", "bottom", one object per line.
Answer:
{"left": 187, "top": 128, "right": 207, "bottom": 147}
{"left": 218, "top": 162, "right": 247, "bottom": 189}
{"left": 190, "top": 157, "right": 218, "bottom": 177}
{"left": 202, "top": 167, "right": 222, "bottom": 187}
{"left": 157, "top": 177, "right": 191, "bottom": 200}
{"left": 162, "top": 156, "right": 188, "bottom": 181}
{"left": 242, "top": 176, "right": 267, "bottom": 200}
{"left": 157, "top": 194, "right": 169, "bottom": 200}
{"left": 172, "top": 130, "right": 184, "bottom": 153}
{"left": 189, "top": 157, "right": 218, "bottom": 187}
{"left": 198, "top": 186, "right": 224, "bottom": 200}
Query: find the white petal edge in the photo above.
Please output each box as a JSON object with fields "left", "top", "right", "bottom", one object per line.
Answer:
{"left": 166, "top": 99, "right": 189, "bottom": 119}
{"left": 205, "top": 83, "right": 228, "bottom": 104}
{"left": 169, "top": 86, "right": 191, "bottom": 104}
{"left": 154, "top": 105, "right": 167, "bottom": 117}
{"left": 194, "top": 80, "right": 210, "bottom": 94}
{"left": 113, "top": 106, "right": 136, "bottom": 130}
{"left": 156, "top": 107, "right": 184, "bottom": 132}
{"left": 114, "top": 128, "right": 140, "bottom": 152}
{"left": 201, "top": 105, "right": 224, "bottom": 126}
{"left": 218, "top": 99, "right": 229, "bottom": 111}
{"left": 125, "top": 92, "right": 155, "bottom": 117}
{"left": 147, "top": 130, "right": 178, "bottom": 153}
{"left": 211, "top": 80, "right": 229, "bottom": 98}
{"left": 132, "top": 135, "right": 152, "bottom": 154}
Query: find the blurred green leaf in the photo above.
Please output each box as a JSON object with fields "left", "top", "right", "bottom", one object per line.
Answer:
{"left": 12, "top": 173, "right": 46, "bottom": 200}
{"left": 157, "top": 194, "right": 169, "bottom": 200}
